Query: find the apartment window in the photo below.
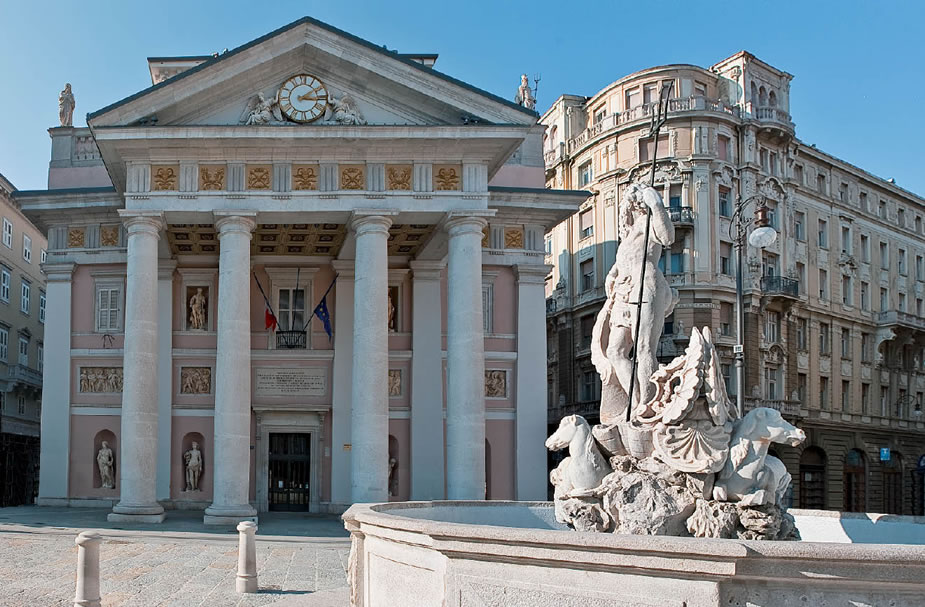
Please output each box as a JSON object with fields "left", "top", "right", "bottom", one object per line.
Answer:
{"left": 39, "top": 291, "right": 45, "bottom": 324}
{"left": 817, "top": 174, "right": 827, "bottom": 195}
{"left": 720, "top": 242, "right": 732, "bottom": 275}
{"left": 860, "top": 281, "right": 870, "bottom": 310}
{"left": 580, "top": 259, "right": 594, "bottom": 292}
{"left": 842, "top": 275, "right": 853, "bottom": 306}
{"left": 797, "top": 373, "right": 807, "bottom": 404}
{"left": 580, "top": 371, "right": 599, "bottom": 402}
{"left": 842, "top": 381, "right": 851, "bottom": 411}
{"left": 579, "top": 209, "right": 594, "bottom": 239}
{"left": 668, "top": 184, "right": 682, "bottom": 209}
{"left": 20, "top": 281, "right": 29, "bottom": 314}
{"left": 578, "top": 161, "right": 592, "bottom": 186}
{"left": 720, "top": 302, "right": 733, "bottom": 336}
{"left": 898, "top": 208, "right": 906, "bottom": 228}
{"left": 766, "top": 367, "right": 780, "bottom": 400}
{"left": 762, "top": 252, "right": 779, "bottom": 278}
{"left": 17, "top": 396, "right": 24, "bottom": 416}
{"left": 544, "top": 236, "right": 552, "bottom": 255}
{"left": 917, "top": 216, "right": 923, "bottom": 234}
{"left": 797, "top": 317, "right": 808, "bottom": 350}
{"left": 624, "top": 87, "right": 640, "bottom": 110}
{"left": 639, "top": 135, "right": 668, "bottom": 163}
{"left": 796, "top": 262, "right": 806, "bottom": 294}
{"left": 899, "top": 292, "right": 906, "bottom": 312}
{"left": 794, "top": 165, "right": 804, "bottom": 185}
{"left": 277, "top": 287, "right": 306, "bottom": 332}
{"left": 642, "top": 82, "right": 659, "bottom": 105}
{"left": 859, "top": 191, "right": 868, "bottom": 212}
{"left": 917, "top": 255, "right": 924, "bottom": 280}
{"left": 918, "top": 298, "right": 924, "bottom": 317}
{"left": 37, "top": 344, "right": 43, "bottom": 373}
{"left": 878, "top": 200, "right": 887, "bottom": 219}
{"left": 22, "top": 235, "right": 31, "bottom": 263}
{"left": 18, "top": 337, "right": 28, "bottom": 366}
{"left": 669, "top": 251, "right": 684, "bottom": 275}
{"left": 718, "top": 187, "right": 732, "bottom": 217}
{"left": 760, "top": 149, "right": 769, "bottom": 173}
{"left": 862, "top": 383, "right": 870, "bottom": 413}
{"left": 881, "top": 386, "right": 889, "bottom": 417}
{"left": 717, "top": 135, "right": 730, "bottom": 161}
{"left": 819, "top": 269, "right": 828, "bottom": 300}
{"left": 880, "top": 287, "right": 889, "bottom": 312}
{"left": 2, "top": 219, "right": 11, "bottom": 248}
{"left": 721, "top": 363, "right": 736, "bottom": 396}
{"left": 765, "top": 311, "right": 781, "bottom": 343}
{"left": 819, "top": 323, "right": 831, "bottom": 355}
{"left": 40, "top": 249, "right": 46, "bottom": 264}
{"left": 820, "top": 376, "right": 830, "bottom": 409}
{"left": 817, "top": 219, "right": 828, "bottom": 248}
{"left": 839, "top": 182, "right": 849, "bottom": 203}
{"left": 0, "top": 268, "right": 9, "bottom": 303}
{"left": 579, "top": 315, "right": 594, "bottom": 349}
{"left": 841, "top": 226, "right": 851, "bottom": 254}
{"left": 593, "top": 106, "right": 606, "bottom": 124}
{"left": 861, "top": 332, "right": 872, "bottom": 362}
{"left": 880, "top": 241, "right": 889, "bottom": 269}
{"left": 96, "top": 282, "right": 123, "bottom": 332}
{"left": 0, "top": 327, "right": 7, "bottom": 361}
{"left": 841, "top": 327, "right": 851, "bottom": 358}
{"left": 898, "top": 248, "right": 907, "bottom": 275}
{"left": 694, "top": 81, "right": 707, "bottom": 97}
{"left": 794, "top": 211, "right": 805, "bottom": 241}
{"left": 765, "top": 201, "right": 779, "bottom": 230}
{"left": 860, "top": 234, "right": 870, "bottom": 263}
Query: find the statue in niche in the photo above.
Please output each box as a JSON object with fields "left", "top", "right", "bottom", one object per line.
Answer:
{"left": 97, "top": 441, "right": 115, "bottom": 489}
{"left": 184, "top": 442, "right": 203, "bottom": 491}
{"left": 388, "top": 457, "right": 397, "bottom": 497}
{"left": 58, "top": 83, "right": 75, "bottom": 127}
{"left": 189, "top": 288, "right": 207, "bottom": 330}
{"left": 325, "top": 92, "right": 366, "bottom": 125}
{"left": 591, "top": 183, "right": 677, "bottom": 423}
{"left": 240, "top": 92, "right": 283, "bottom": 125}
{"left": 387, "top": 291, "right": 396, "bottom": 332}
{"left": 514, "top": 74, "right": 535, "bottom": 110}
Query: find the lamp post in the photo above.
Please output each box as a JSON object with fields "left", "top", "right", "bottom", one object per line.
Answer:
{"left": 729, "top": 194, "right": 778, "bottom": 418}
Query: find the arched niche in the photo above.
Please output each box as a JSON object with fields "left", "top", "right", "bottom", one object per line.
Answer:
{"left": 388, "top": 434, "right": 399, "bottom": 499}
{"left": 92, "top": 429, "right": 117, "bottom": 489}
{"left": 181, "top": 432, "right": 205, "bottom": 493}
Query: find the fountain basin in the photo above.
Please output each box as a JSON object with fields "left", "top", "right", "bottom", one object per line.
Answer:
{"left": 343, "top": 500, "right": 925, "bottom": 607}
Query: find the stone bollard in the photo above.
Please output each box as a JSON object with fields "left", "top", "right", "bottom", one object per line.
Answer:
{"left": 74, "top": 531, "right": 103, "bottom": 607}
{"left": 236, "top": 521, "right": 258, "bottom": 593}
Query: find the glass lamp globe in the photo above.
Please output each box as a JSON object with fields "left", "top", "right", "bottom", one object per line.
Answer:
{"left": 748, "top": 226, "right": 777, "bottom": 248}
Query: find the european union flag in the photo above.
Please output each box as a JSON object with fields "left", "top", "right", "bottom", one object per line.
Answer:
{"left": 314, "top": 296, "right": 332, "bottom": 342}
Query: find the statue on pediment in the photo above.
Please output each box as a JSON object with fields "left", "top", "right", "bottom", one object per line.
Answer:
{"left": 240, "top": 92, "right": 283, "bottom": 125}
{"left": 59, "top": 83, "right": 75, "bottom": 127}
{"left": 325, "top": 92, "right": 366, "bottom": 126}
{"left": 514, "top": 74, "right": 535, "bottom": 110}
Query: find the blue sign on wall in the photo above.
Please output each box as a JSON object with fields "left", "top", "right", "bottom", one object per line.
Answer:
{"left": 880, "top": 447, "right": 891, "bottom": 462}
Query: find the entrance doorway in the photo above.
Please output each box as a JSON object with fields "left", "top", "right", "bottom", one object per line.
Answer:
{"left": 268, "top": 433, "right": 311, "bottom": 511}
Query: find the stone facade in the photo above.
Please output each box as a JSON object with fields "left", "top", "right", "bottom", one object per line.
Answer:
{"left": 15, "top": 18, "right": 584, "bottom": 518}
{"left": 0, "top": 172, "right": 45, "bottom": 507}
{"left": 543, "top": 50, "right": 925, "bottom": 515}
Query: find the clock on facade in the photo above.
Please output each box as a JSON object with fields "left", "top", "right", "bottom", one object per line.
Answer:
{"left": 277, "top": 74, "right": 328, "bottom": 123}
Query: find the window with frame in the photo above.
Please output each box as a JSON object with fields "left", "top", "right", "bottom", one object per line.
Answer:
{"left": 37, "top": 344, "right": 43, "bottom": 373}
{"left": 818, "top": 269, "right": 828, "bottom": 300}
{"left": 580, "top": 370, "right": 600, "bottom": 402}
{"left": 0, "top": 327, "right": 8, "bottom": 361}
{"left": 718, "top": 187, "right": 732, "bottom": 217}
{"left": 22, "top": 234, "right": 31, "bottom": 263}
{"left": 624, "top": 87, "right": 640, "bottom": 110}
{"left": 39, "top": 291, "right": 45, "bottom": 324}
{"left": 766, "top": 366, "right": 780, "bottom": 400}
{"left": 817, "top": 174, "right": 827, "bottom": 195}
{"left": 580, "top": 259, "right": 594, "bottom": 292}
{"left": 717, "top": 135, "right": 730, "bottom": 161}
{"left": 819, "top": 323, "right": 831, "bottom": 355}
{"left": 720, "top": 302, "right": 733, "bottom": 336}
{"left": 720, "top": 242, "right": 732, "bottom": 275}
{"left": 841, "top": 327, "right": 852, "bottom": 358}
{"left": 899, "top": 292, "right": 906, "bottom": 312}
{"left": 642, "top": 82, "right": 660, "bottom": 105}
{"left": 861, "top": 383, "right": 870, "bottom": 413}
{"left": 898, "top": 208, "right": 906, "bottom": 228}
{"left": 0, "top": 267, "right": 9, "bottom": 303}
{"left": 842, "top": 275, "right": 853, "bottom": 306}
{"left": 860, "top": 281, "right": 870, "bottom": 310}
{"left": 639, "top": 135, "right": 668, "bottom": 163}
{"left": 917, "top": 255, "right": 924, "bottom": 281}
{"left": 17, "top": 396, "right": 24, "bottom": 416}
{"left": 820, "top": 376, "right": 830, "bottom": 409}
{"left": 593, "top": 106, "right": 607, "bottom": 124}
{"left": 579, "top": 209, "right": 594, "bottom": 239}
{"left": 20, "top": 280, "right": 29, "bottom": 314}
{"left": 578, "top": 161, "right": 593, "bottom": 186}
{"left": 18, "top": 337, "right": 28, "bottom": 366}
{"left": 817, "top": 218, "right": 828, "bottom": 248}
{"left": 839, "top": 182, "right": 849, "bottom": 203}
{"left": 917, "top": 216, "right": 923, "bottom": 234}
{"left": 96, "top": 282, "right": 123, "bottom": 332}
{"left": 580, "top": 314, "right": 595, "bottom": 349}
{"left": 793, "top": 164, "right": 804, "bottom": 185}
{"left": 860, "top": 234, "right": 870, "bottom": 263}
{"left": 841, "top": 226, "right": 851, "bottom": 254}
{"left": 881, "top": 386, "right": 889, "bottom": 417}
{"left": 40, "top": 249, "right": 46, "bottom": 264}
{"left": 2, "top": 218, "right": 11, "bottom": 248}
{"left": 842, "top": 380, "right": 851, "bottom": 411}
{"left": 898, "top": 248, "right": 907, "bottom": 275}
{"left": 880, "top": 287, "right": 889, "bottom": 311}
{"left": 859, "top": 191, "right": 868, "bottom": 212}
{"left": 765, "top": 311, "right": 780, "bottom": 343}
{"left": 918, "top": 298, "right": 923, "bottom": 317}
{"left": 794, "top": 211, "right": 805, "bottom": 241}
{"left": 277, "top": 287, "right": 306, "bottom": 332}
{"left": 796, "top": 262, "right": 806, "bottom": 294}
{"left": 878, "top": 200, "right": 887, "bottom": 219}
{"left": 796, "top": 317, "right": 808, "bottom": 350}
{"left": 797, "top": 373, "right": 807, "bottom": 404}
{"left": 721, "top": 363, "right": 736, "bottom": 396}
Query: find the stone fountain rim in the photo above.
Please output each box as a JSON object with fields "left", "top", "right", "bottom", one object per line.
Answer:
{"left": 343, "top": 500, "right": 925, "bottom": 563}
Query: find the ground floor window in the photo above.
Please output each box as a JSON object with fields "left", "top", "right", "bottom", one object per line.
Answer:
{"left": 799, "top": 447, "right": 827, "bottom": 509}
{"left": 882, "top": 453, "right": 904, "bottom": 515}
{"left": 843, "top": 449, "right": 866, "bottom": 512}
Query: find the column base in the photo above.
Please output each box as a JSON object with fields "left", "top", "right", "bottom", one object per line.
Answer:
{"left": 204, "top": 503, "right": 258, "bottom": 526}
{"left": 107, "top": 512, "right": 167, "bottom": 524}
{"left": 203, "top": 514, "right": 259, "bottom": 526}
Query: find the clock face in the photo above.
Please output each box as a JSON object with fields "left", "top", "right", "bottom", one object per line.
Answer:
{"left": 278, "top": 74, "right": 328, "bottom": 123}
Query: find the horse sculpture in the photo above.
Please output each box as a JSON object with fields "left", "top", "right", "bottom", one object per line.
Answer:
{"left": 546, "top": 415, "right": 611, "bottom": 523}
{"left": 713, "top": 407, "right": 805, "bottom": 506}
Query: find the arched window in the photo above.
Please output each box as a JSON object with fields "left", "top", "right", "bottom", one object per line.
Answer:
{"left": 759, "top": 86, "right": 768, "bottom": 107}
{"left": 844, "top": 449, "right": 866, "bottom": 512}
{"left": 750, "top": 82, "right": 759, "bottom": 108}
{"left": 799, "top": 446, "right": 827, "bottom": 509}
{"left": 768, "top": 90, "right": 777, "bottom": 107}
{"left": 883, "top": 452, "right": 904, "bottom": 514}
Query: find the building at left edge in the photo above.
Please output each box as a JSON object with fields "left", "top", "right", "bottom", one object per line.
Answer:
{"left": 0, "top": 172, "right": 46, "bottom": 507}
{"left": 14, "top": 17, "right": 585, "bottom": 522}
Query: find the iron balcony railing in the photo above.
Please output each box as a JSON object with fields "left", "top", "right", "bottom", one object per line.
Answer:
{"left": 276, "top": 330, "right": 307, "bottom": 349}
{"left": 760, "top": 276, "right": 799, "bottom": 298}
{"left": 668, "top": 206, "right": 694, "bottom": 224}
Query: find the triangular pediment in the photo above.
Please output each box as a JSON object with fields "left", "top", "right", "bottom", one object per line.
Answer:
{"left": 88, "top": 17, "right": 536, "bottom": 129}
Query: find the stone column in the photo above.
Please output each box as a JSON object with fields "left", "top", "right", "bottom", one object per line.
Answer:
{"left": 514, "top": 265, "right": 549, "bottom": 500}
{"left": 410, "top": 260, "right": 445, "bottom": 500}
{"left": 445, "top": 215, "right": 488, "bottom": 500}
{"left": 205, "top": 213, "right": 257, "bottom": 525}
{"left": 156, "top": 261, "right": 176, "bottom": 501}
{"left": 350, "top": 214, "right": 392, "bottom": 503}
{"left": 37, "top": 263, "right": 75, "bottom": 504}
{"left": 331, "top": 259, "right": 355, "bottom": 507}
{"left": 109, "top": 212, "right": 165, "bottom": 524}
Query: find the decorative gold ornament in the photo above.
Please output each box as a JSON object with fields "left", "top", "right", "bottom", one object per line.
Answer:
{"left": 292, "top": 165, "right": 319, "bottom": 190}
{"left": 152, "top": 165, "right": 179, "bottom": 190}
{"left": 68, "top": 227, "right": 86, "bottom": 248}
{"left": 199, "top": 166, "right": 225, "bottom": 190}
{"left": 340, "top": 166, "right": 365, "bottom": 190}
{"left": 386, "top": 165, "right": 412, "bottom": 190}
{"left": 277, "top": 74, "right": 328, "bottom": 123}
{"left": 247, "top": 165, "right": 271, "bottom": 190}
{"left": 504, "top": 227, "right": 525, "bottom": 249}
{"left": 100, "top": 225, "right": 120, "bottom": 247}
{"left": 481, "top": 226, "right": 490, "bottom": 248}
{"left": 434, "top": 165, "right": 461, "bottom": 190}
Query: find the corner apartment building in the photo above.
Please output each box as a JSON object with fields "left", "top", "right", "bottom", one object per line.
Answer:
{"left": 0, "top": 172, "right": 46, "bottom": 506}
{"left": 543, "top": 51, "right": 925, "bottom": 515}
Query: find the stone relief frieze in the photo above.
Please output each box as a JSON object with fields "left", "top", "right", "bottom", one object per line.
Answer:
{"left": 388, "top": 370, "right": 401, "bottom": 397}
{"left": 180, "top": 367, "right": 212, "bottom": 394}
{"left": 386, "top": 166, "right": 412, "bottom": 190}
{"left": 485, "top": 370, "right": 507, "bottom": 398}
{"left": 199, "top": 166, "right": 225, "bottom": 190}
{"left": 247, "top": 165, "right": 271, "bottom": 190}
{"left": 79, "top": 367, "right": 123, "bottom": 393}
{"left": 292, "top": 165, "right": 318, "bottom": 190}
{"left": 434, "top": 165, "right": 461, "bottom": 191}
{"left": 152, "top": 165, "right": 178, "bottom": 191}
{"left": 340, "top": 166, "right": 365, "bottom": 190}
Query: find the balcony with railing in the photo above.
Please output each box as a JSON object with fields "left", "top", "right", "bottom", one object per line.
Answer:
{"left": 760, "top": 276, "right": 799, "bottom": 299}
{"left": 668, "top": 206, "right": 694, "bottom": 226}
{"left": 752, "top": 106, "right": 794, "bottom": 130}
{"left": 744, "top": 397, "right": 801, "bottom": 418}
{"left": 878, "top": 310, "right": 925, "bottom": 332}
{"left": 276, "top": 330, "right": 307, "bottom": 349}
{"left": 8, "top": 365, "right": 43, "bottom": 390}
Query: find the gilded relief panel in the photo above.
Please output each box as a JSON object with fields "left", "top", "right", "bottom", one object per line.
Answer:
{"left": 292, "top": 165, "right": 319, "bottom": 190}
{"left": 504, "top": 226, "right": 525, "bottom": 249}
{"left": 340, "top": 165, "right": 365, "bottom": 190}
{"left": 198, "top": 165, "right": 226, "bottom": 190}
{"left": 433, "top": 164, "right": 462, "bottom": 191}
{"left": 152, "top": 165, "right": 179, "bottom": 191}
{"left": 246, "top": 164, "right": 272, "bottom": 190}
{"left": 386, "top": 165, "right": 412, "bottom": 190}
{"left": 68, "top": 227, "right": 86, "bottom": 248}
{"left": 100, "top": 225, "right": 120, "bottom": 247}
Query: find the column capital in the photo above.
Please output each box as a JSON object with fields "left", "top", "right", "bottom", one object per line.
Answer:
{"left": 410, "top": 260, "right": 445, "bottom": 281}
{"left": 444, "top": 213, "right": 489, "bottom": 237}
{"left": 349, "top": 213, "right": 394, "bottom": 236}
{"left": 214, "top": 212, "right": 257, "bottom": 236}
{"left": 118, "top": 210, "right": 164, "bottom": 235}
{"left": 331, "top": 259, "right": 355, "bottom": 278}
{"left": 43, "top": 262, "right": 77, "bottom": 283}
{"left": 513, "top": 264, "right": 551, "bottom": 286}
{"left": 158, "top": 259, "right": 178, "bottom": 281}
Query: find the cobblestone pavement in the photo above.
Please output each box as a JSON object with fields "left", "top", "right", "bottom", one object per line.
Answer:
{"left": 0, "top": 507, "right": 351, "bottom": 606}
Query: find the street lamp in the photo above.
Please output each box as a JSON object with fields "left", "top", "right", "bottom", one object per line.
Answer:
{"left": 729, "top": 194, "right": 778, "bottom": 418}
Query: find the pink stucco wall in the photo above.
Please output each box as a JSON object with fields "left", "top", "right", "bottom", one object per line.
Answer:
{"left": 486, "top": 420, "right": 515, "bottom": 500}
{"left": 487, "top": 165, "right": 545, "bottom": 188}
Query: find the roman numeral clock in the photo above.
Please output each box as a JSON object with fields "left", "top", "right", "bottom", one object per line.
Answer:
{"left": 277, "top": 74, "right": 328, "bottom": 123}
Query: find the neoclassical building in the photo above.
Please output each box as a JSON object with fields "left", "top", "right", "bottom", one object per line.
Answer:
{"left": 543, "top": 51, "right": 925, "bottom": 514}
{"left": 16, "top": 17, "right": 582, "bottom": 521}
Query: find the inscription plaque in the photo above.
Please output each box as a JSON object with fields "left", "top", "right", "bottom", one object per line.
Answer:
{"left": 254, "top": 367, "right": 326, "bottom": 397}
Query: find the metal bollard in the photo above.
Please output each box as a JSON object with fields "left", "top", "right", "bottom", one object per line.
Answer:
{"left": 74, "top": 531, "right": 103, "bottom": 607}
{"left": 236, "top": 521, "right": 258, "bottom": 593}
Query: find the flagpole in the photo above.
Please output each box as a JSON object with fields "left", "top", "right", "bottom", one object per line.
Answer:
{"left": 303, "top": 274, "right": 338, "bottom": 332}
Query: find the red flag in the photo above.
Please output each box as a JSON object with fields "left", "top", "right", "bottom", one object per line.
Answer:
{"left": 265, "top": 306, "right": 278, "bottom": 331}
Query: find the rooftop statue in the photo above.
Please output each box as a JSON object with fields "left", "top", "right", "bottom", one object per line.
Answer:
{"left": 58, "top": 83, "right": 75, "bottom": 127}
{"left": 514, "top": 74, "right": 535, "bottom": 110}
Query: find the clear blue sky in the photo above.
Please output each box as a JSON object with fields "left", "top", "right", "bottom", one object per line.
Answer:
{"left": 1, "top": 1, "right": 923, "bottom": 196}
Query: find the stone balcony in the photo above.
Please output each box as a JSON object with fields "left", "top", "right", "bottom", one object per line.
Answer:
{"left": 877, "top": 310, "right": 925, "bottom": 332}
{"left": 8, "top": 364, "right": 43, "bottom": 391}
{"left": 745, "top": 397, "right": 801, "bottom": 418}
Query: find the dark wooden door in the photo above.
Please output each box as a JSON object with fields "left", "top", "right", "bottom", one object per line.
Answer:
{"left": 268, "top": 433, "right": 310, "bottom": 511}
